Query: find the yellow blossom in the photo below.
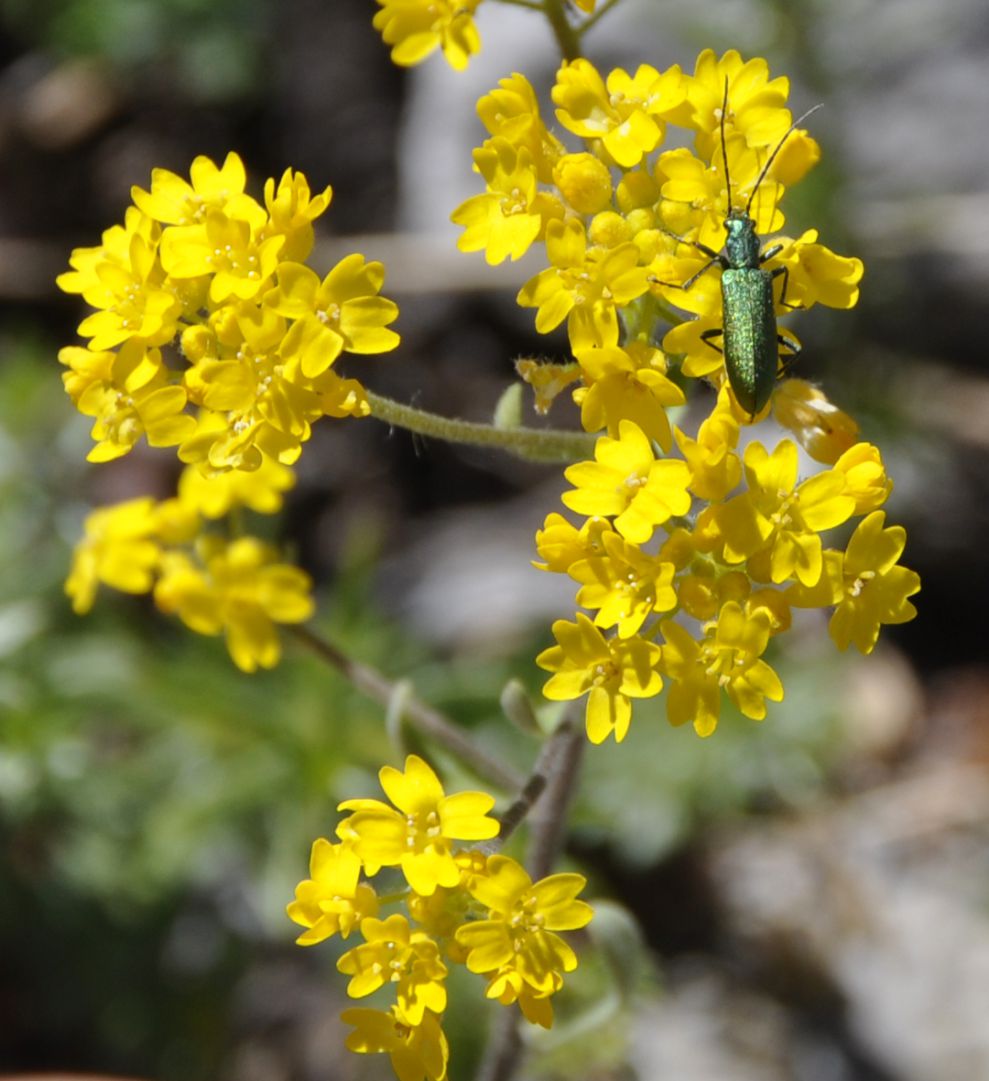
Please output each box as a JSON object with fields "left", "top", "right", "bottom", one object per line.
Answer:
{"left": 772, "top": 378, "right": 860, "bottom": 464}
{"left": 833, "top": 442, "right": 892, "bottom": 514}
{"left": 532, "top": 513, "right": 612, "bottom": 574}
{"left": 451, "top": 138, "right": 563, "bottom": 264}
{"left": 177, "top": 458, "right": 295, "bottom": 517}
{"left": 265, "top": 255, "right": 400, "bottom": 378}
{"left": 160, "top": 209, "right": 284, "bottom": 304}
{"left": 573, "top": 343, "right": 685, "bottom": 451}
{"left": 552, "top": 152, "right": 613, "bottom": 215}
{"left": 336, "top": 755, "right": 499, "bottom": 896}
{"left": 261, "top": 167, "right": 332, "bottom": 263}
{"left": 660, "top": 601, "right": 784, "bottom": 737}
{"left": 674, "top": 388, "right": 742, "bottom": 502}
{"left": 787, "top": 511, "right": 920, "bottom": 653}
{"left": 717, "top": 439, "right": 856, "bottom": 585}
{"left": 61, "top": 217, "right": 182, "bottom": 351}
{"left": 569, "top": 531, "right": 678, "bottom": 637}
{"left": 131, "top": 152, "right": 265, "bottom": 228}
{"left": 537, "top": 612, "right": 663, "bottom": 742}
{"left": 562, "top": 420, "right": 692, "bottom": 545}
{"left": 373, "top": 0, "right": 481, "bottom": 71}
{"left": 338, "top": 915, "right": 447, "bottom": 1025}
{"left": 552, "top": 59, "right": 686, "bottom": 168}
{"left": 68, "top": 341, "right": 194, "bottom": 462}
{"left": 477, "top": 73, "right": 565, "bottom": 184}
{"left": 65, "top": 497, "right": 161, "bottom": 615}
{"left": 342, "top": 1005, "right": 449, "bottom": 1081}
{"left": 518, "top": 218, "right": 649, "bottom": 350}
{"left": 455, "top": 855, "right": 592, "bottom": 993}
{"left": 153, "top": 535, "right": 314, "bottom": 672}
{"left": 287, "top": 838, "right": 379, "bottom": 945}
{"left": 681, "top": 48, "right": 791, "bottom": 156}
{"left": 769, "top": 229, "right": 865, "bottom": 310}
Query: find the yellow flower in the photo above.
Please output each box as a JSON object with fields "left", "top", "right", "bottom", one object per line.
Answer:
{"left": 373, "top": 0, "right": 481, "bottom": 71}
{"left": 537, "top": 612, "right": 663, "bottom": 742}
{"left": 60, "top": 216, "right": 182, "bottom": 351}
{"left": 787, "top": 511, "right": 920, "bottom": 654}
{"left": 655, "top": 142, "right": 783, "bottom": 252}
{"left": 160, "top": 209, "right": 284, "bottom": 304}
{"left": 562, "top": 420, "right": 692, "bottom": 545}
{"left": 406, "top": 850, "right": 489, "bottom": 963}
{"left": 832, "top": 442, "right": 892, "bottom": 514}
{"left": 532, "top": 513, "right": 612, "bottom": 574}
{"left": 517, "top": 218, "right": 649, "bottom": 350}
{"left": 771, "top": 378, "right": 860, "bottom": 464}
{"left": 673, "top": 388, "right": 742, "bottom": 502}
{"left": 130, "top": 151, "right": 265, "bottom": 228}
{"left": 261, "top": 167, "right": 333, "bottom": 263}
{"left": 717, "top": 439, "right": 856, "bottom": 585}
{"left": 287, "top": 838, "right": 379, "bottom": 945}
{"left": 336, "top": 755, "right": 499, "bottom": 896}
{"left": 342, "top": 1005, "right": 449, "bottom": 1081}
{"left": 153, "top": 535, "right": 314, "bottom": 672}
{"left": 455, "top": 854, "right": 592, "bottom": 993}
{"left": 515, "top": 358, "right": 581, "bottom": 415}
{"left": 552, "top": 59, "right": 686, "bottom": 168}
{"left": 67, "top": 341, "right": 194, "bottom": 462}
{"left": 573, "top": 343, "right": 685, "bottom": 451}
{"left": 660, "top": 601, "right": 784, "bottom": 737}
{"left": 265, "top": 256, "right": 400, "bottom": 378}
{"left": 338, "top": 914, "right": 447, "bottom": 1025}
{"left": 552, "top": 152, "right": 613, "bottom": 215}
{"left": 569, "top": 531, "right": 677, "bottom": 638}
{"left": 484, "top": 967, "right": 555, "bottom": 1028}
{"left": 682, "top": 48, "right": 791, "bottom": 156}
{"left": 65, "top": 497, "right": 161, "bottom": 615}
{"left": 451, "top": 138, "right": 563, "bottom": 265}
{"left": 476, "top": 73, "right": 565, "bottom": 184}
{"left": 768, "top": 229, "right": 865, "bottom": 311}
{"left": 177, "top": 458, "right": 295, "bottom": 518}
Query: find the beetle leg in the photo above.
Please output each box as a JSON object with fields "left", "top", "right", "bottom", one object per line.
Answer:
{"left": 777, "top": 332, "right": 801, "bottom": 375}
{"left": 770, "top": 265, "right": 803, "bottom": 310}
{"left": 700, "top": 327, "right": 724, "bottom": 355}
{"left": 650, "top": 254, "right": 725, "bottom": 293}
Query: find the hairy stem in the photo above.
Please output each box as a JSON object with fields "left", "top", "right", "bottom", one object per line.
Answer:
{"left": 366, "top": 390, "right": 595, "bottom": 464}
{"left": 291, "top": 625, "right": 524, "bottom": 791}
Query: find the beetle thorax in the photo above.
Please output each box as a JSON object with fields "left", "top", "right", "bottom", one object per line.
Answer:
{"left": 723, "top": 214, "right": 761, "bottom": 269}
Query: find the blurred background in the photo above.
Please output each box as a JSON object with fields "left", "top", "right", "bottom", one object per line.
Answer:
{"left": 1, "top": 0, "right": 988, "bottom": 1078}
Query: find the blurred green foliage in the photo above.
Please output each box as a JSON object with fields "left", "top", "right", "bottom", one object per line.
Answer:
{"left": 1, "top": 0, "right": 268, "bottom": 101}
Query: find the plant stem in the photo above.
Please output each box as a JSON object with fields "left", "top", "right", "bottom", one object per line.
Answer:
{"left": 526, "top": 709, "right": 584, "bottom": 879}
{"left": 291, "top": 624, "right": 524, "bottom": 792}
{"left": 476, "top": 708, "right": 585, "bottom": 1081}
{"left": 493, "top": 0, "right": 544, "bottom": 8}
{"left": 496, "top": 712, "right": 579, "bottom": 844}
{"left": 366, "top": 390, "right": 596, "bottom": 464}
{"left": 541, "top": 0, "right": 581, "bottom": 60}
{"left": 578, "top": 0, "right": 624, "bottom": 34}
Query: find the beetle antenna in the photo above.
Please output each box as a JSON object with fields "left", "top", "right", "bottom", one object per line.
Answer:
{"left": 744, "top": 102, "right": 824, "bottom": 217}
{"left": 720, "top": 78, "right": 733, "bottom": 214}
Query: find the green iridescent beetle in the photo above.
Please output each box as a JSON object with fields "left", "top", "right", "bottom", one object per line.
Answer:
{"left": 663, "top": 83, "right": 821, "bottom": 416}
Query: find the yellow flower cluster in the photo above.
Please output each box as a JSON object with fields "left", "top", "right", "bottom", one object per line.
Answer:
{"left": 451, "top": 50, "right": 920, "bottom": 741}
{"left": 65, "top": 459, "right": 312, "bottom": 672}
{"left": 289, "top": 755, "right": 593, "bottom": 1081}
{"left": 57, "top": 152, "right": 399, "bottom": 474}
